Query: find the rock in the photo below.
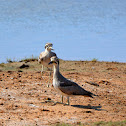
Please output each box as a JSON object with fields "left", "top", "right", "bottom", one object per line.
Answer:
{"left": 19, "top": 64, "right": 29, "bottom": 69}
{"left": 18, "top": 70, "right": 23, "bottom": 72}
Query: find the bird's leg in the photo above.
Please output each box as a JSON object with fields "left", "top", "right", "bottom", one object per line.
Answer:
{"left": 67, "top": 96, "right": 70, "bottom": 105}
{"left": 41, "top": 65, "right": 44, "bottom": 79}
{"left": 47, "top": 95, "right": 64, "bottom": 105}
{"left": 52, "top": 96, "right": 68, "bottom": 106}
{"left": 61, "top": 95, "right": 63, "bottom": 103}
{"left": 47, "top": 70, "right": 51, "bottom": 87}
{"left": 47, "top": 67, "right": 52, "bottom": 87}
{"left": 53, "top": 96, "right": 69, "bottom": 106}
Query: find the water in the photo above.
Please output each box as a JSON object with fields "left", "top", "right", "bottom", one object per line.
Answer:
{"left": 0, "top": 0, "right": 126, "bottom": 63}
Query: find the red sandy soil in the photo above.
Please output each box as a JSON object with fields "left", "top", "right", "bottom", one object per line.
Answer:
{"left": 0, "top": 60, "right": 126, "bottom": 125}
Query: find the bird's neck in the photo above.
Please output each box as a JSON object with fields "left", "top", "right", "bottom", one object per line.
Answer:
{"left": 45, "top": 48, "right": 51, "bottom": 52}
{"left": 53, "top": 64, "right": 60, "bottom": 78}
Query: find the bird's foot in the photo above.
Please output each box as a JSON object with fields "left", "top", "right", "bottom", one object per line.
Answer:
{"left": 52, "top": 101, "right": 65, "bottom": 106}
{"left": 44, "top": 100, "right": 69, "bottom": 106}
{"left": 47, "top": 81, "right": 51, "bottom": 88}
{"left": 47, "top": 84, "right": 49, "bottom": 88}
{"left": 52, "top": 101, "right": 70, "bottom": 106}
{"left": 44, "top": 100, "right": 62, "bottom": 106}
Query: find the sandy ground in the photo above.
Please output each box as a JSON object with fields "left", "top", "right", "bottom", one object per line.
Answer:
{"left": 0, "top": 60, "right": 126, "bottom": 125}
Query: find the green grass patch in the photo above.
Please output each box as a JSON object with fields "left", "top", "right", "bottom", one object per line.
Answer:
{"left": 51, "top": 120, "right": 126, "bottom": 126}
{"left": 91, "top": 58, "right": 98, "bottom": 62}
{"left": 52, "top": 123, "right": 73, "bottom": 126}
{"left": 92, "top": 120, "right": 126, "bottom": 126}
{"left": 0, "top": 63, "right": 5, "bottom": 67}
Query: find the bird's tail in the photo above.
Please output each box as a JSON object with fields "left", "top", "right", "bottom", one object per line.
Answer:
{"left": 84, "top": 91, "right": 98, "bottom": 98}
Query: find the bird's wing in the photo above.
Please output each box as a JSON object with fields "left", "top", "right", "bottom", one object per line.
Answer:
{"left": 38, "top": 51, "right": 47, "bottom": 61}
{"left": 59, "top": 79, "right": 77, "bottom": 87}
{"left": 39, "top": 51, "right": 56, "bottom": 60}
{"left": 58, "top": 79, "right": 93, "bottom": 97}
{"left": 50, "top": 52, "right": 57, "bottom": 57}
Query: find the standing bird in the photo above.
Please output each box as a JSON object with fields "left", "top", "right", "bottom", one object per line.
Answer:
{"left": 38, "top": 43, "right": 57, "bottom": 87}
{"left": 48, "top": 56, "right": 96, "bottom": 105}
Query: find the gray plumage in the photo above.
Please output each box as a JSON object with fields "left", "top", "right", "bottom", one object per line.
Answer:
{"left": 49, "top": 56, "right": 95, "bottom": 105}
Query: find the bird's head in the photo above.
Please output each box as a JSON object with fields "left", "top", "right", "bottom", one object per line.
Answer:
{"left": 45, "top": 43, "right": 54, "bottom": 51}
{"left": 48, "top": 56, "right": 59, "bottom": 65}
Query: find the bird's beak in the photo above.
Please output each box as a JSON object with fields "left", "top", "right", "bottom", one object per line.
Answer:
{"left": 48, "top": 61, "right": 53, "bottom": 65}
{"left": 48, "top": 61, "right": 57, "bottom": 65}
{"left": 49, "top": 47, "right": 54, "bottom": 50}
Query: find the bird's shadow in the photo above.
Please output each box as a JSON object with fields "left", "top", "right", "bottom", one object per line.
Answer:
{"left": 71, "top": 104, "right": 104, "bottom": 111}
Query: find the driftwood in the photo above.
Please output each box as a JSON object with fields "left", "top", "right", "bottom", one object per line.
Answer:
{"left": 85, "top": 81, "right": 99, "bottom": 86}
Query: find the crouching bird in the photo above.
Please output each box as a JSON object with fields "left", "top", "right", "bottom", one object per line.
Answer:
{"left": 38, "top": 43, "right": 57, "bottom": 87}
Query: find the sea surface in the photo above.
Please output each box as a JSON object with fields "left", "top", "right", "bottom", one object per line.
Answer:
{"left": 0, "top": 0, "right": 126, "bottom": 63}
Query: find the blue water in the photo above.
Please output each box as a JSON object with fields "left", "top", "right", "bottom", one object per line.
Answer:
{"left": 0, "top": 0, "right": 126, "bottom": 63}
